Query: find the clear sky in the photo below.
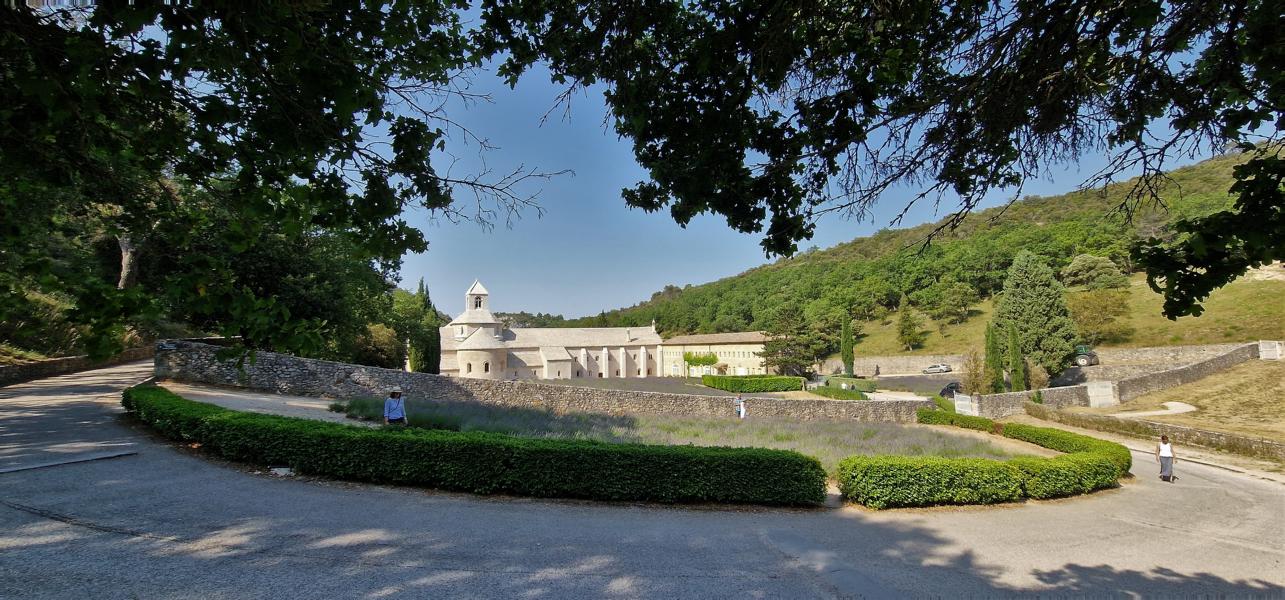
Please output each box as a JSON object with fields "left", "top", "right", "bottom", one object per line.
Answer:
{"left": 400, "top": 62, "right": 1213, "bottom": 319}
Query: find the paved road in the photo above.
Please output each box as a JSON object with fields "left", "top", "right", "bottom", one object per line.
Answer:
{"left": 2, "top": 363, "right": 1283, "bottom": 598}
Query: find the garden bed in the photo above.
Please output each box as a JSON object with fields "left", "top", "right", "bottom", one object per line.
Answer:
{"left": 123, "top": 385, "right": 827, "bottom": 506}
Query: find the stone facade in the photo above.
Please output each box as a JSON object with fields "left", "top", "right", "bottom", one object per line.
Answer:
{"left": 0, "top": 346, "right": 154, "bottom": 387}
{"left": 156, "top": 341, "right": 933, "bottom": 423}
{"left": 659, "top": 332, "right": 772, "bottom": 377}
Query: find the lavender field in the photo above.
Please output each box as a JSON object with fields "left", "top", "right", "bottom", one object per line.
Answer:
{"left": 338, "top": 397, "right": 1022, "bottom": 472}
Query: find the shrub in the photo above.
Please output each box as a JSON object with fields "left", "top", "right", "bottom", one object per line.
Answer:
{"left": 809, "top": 386, "right": 868, "bottom": 401}
{"left": 931, "top": 395, "right": 955, "bottom": 413}
{"left": 122, "top": 385, "right": 827, "bottom": 506}
{"left": 825, "top": 376, "right": 877, "bottom": 392}
{"left": 837, "top": 406, "right": 1132, "bottom": 508}
{"left": 916, "top": 408, "right": 996, "bottom": 433}
{"left": 701, "top": 375, "right": 804, "bottom": 393}
{"left": 836, "top": 456, "right": 1024, "bottom": 509}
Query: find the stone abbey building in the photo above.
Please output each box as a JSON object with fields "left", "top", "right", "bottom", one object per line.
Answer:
{"left": 438, "top": 281, "right": 771, "bottom": 380}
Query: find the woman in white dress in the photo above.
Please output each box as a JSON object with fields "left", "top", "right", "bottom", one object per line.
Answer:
{"left": 1156, "top": 435, "right": 1177, "bottom": 482}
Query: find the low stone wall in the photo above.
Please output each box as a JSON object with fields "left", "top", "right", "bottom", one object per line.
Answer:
{"left": 1050, "top": 364, "right": 1158, "bottom": 386}
{"left": 974, "top": 385, "right": 1089, "bottom": 418}
{"left": 156, "top": 341, "right": 933, "bottom": 423}
{"left": 1115, "top": 343, "right": 1259, "bottom": 402}
{"left": 0, "top": 346, "right": 155, "bottom": 387}
{"left": 821, "top": 354, "right": 962, "bottom": 377}
{"left": 1025, "top": 404, "right": 1285, "bottom": 462}
{"left": 1094, "top": 343, "right": 1244, "bottom": 365}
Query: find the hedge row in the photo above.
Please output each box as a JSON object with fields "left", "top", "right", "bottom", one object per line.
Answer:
{"left": 809, "top": 386, "right": 868, "bottom": 401}
{"left": 824, "top": 377, "right": 877, "bottom": 393}
{"left": 701, "top": 374, "right": 804, "bottom": 393}
{"left": 836, "top": 409, "right": 1132, "bottom": 508}
{"left": 123, "top": 386, "right": 827, "bottom": 506}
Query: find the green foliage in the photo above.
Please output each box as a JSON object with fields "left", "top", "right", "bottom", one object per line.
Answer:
{"left": 683, "top": 352, "right": 719, "bottom": 367}
{"left": 1007, "top": 326, "right": 1027, "bottom": 391}
{"left": 836, "top": 456, "right": 1025, "bottom": 510}
{"left": 896, "top": 308, "right": 928, "bottom": 351}
{"left": 825, "top": 377, "right": 877, "bottom": 393}
{"left": 994, "top": 252, "right": 1078, "bottom": 375}
{"left": 122, "top": 385, "right": 827, "bottom": 506}
{"left": 398, "top": 279, "right": 441, "bottom": 374}
{"left": 837, "top": 407, "right": 1132, "bottom": 508}
{"left": 915, "top": 409, "right": 997, "bottom": 433}
{"left": 758, "top": 304, "right": 830, "bottom": 376}
{"left": 349, "top": 324, "right": 406, "bottom": 370}
{"left": 1068, "top": 289, "right": 1135, "bottom": 346}
{"left": 809, "top": 386, "right": 868, "bottom": 401}
{"left": 701, "top": 375, "right": 804, "bottom": 393}
{"left": 931, "top": 395, "right": 956, "bottom": 413}
{"left": 839, "top": 319, "right": 855, "bottom": 376}
{"left": 1061, "top": 254, "right": 1128, "bottom": 290}
{"left": 983, "top": 324, "right": 1006, "bottom": 393}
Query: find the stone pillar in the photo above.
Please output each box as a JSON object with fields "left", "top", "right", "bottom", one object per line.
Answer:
{"left": 579, "top": 348, "right": 588, "bottom": 377}
{"left": 619, "top": 346, "right": 628, "bottom": 378}
{"left": 656, "top": 344, "right": 663, "bottom": 377}
{"left": 602, "top": 347, "right": 610, "bottom": 378}
{"left": 1086, "top": 381, "right": 1119, "bottom": 408}
{"left": 639, "top": 346, "right": 648, "bottom": 377}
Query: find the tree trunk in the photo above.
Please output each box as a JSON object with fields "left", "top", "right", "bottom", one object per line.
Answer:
{"left": 117, "top": 234, "right": 138, "bottom": 289}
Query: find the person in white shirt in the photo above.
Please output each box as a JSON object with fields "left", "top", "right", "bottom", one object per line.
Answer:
{"left": 383, "top": 386, "right": 407, "bottom": 426}
{"left": 1156, "top": 435, "right": 1177, "bottom": 482}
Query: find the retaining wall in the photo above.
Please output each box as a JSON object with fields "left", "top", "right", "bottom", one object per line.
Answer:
{"left": 1114, "top": 343, "right": 1259, "bottom": 402}
{"left": 1025, "top": 404, "right": 1285, "bottom": 462}
{"left": 156, "top": 341, "right": 932, "bottom": 423}
{"left": 0, "top": 346, "right": 155, "bottom": 386}
{"left": 974, "top": 386, "right": 1089, "bottom": 418}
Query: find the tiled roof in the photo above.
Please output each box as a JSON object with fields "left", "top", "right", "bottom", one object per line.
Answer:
{"left": 539, "top": 346, "right": 573, "bottom": 362}
{"left": 448, "top": 308, "right": 500, "bottom": 326}
{"left": 441, "top": 326, "right": 663, "bottom": 351}
{"left": 456, "top": 328, "right": 506, "bottom": 350}
{"left": 466, "top": 280, "right": 489, "bottom": 295}
{"left": 662, "top": 331, "right": 769, "bottom": 345}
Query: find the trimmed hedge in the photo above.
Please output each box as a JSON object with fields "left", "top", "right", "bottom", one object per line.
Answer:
{"left": 123, "top": 385, "right": 827, "bottom": 506}
{"left": 701, "top": 374, "right": 804, "bottom": 393}
{"left": 835, "top": 408, "right": 1132, "bottom": 508}
{"left": 836, "top": 456, "right": 1024, "bottom": 509}
{"left": 809, "top": 386, "right": 868, "bottom": 401}
{"left": 825, "top": 376, "right": 877, "bottom": 393}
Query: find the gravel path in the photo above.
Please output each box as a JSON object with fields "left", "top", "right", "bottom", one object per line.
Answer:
{"left": 1114, "top": 401, "right": 1200, "bottom": 419}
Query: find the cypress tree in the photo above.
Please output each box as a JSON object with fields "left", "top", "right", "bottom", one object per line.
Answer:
{"left": 983, "top": 323, "right": 1006, "bottom": 393}
{"left": 840, "top": 319, "right": 855, "bottom": 376}
{"left": 994, "top": 251, "right": 1078, "bottom": 375}
{"left": 421, "top": 280, "right": 441, "bottom": 374}
{"left": 1008, "top": 326, "right": 1027, "bottom": 391}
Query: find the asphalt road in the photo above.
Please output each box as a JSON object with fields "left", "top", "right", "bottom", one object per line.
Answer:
{"left": 1, "top": 363, "right": 1283, "bottom": 598}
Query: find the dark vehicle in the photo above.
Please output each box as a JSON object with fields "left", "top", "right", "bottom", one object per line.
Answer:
{"left": 1073, "top": 345, "right": 1100, "bottom": 367}
{"left": 939, "top": 381, "right": 963, "bottom": 399}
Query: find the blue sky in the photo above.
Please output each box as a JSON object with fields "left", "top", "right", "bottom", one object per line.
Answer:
{"left": 400, "top": 63, "right": 1214, "bottom": 318}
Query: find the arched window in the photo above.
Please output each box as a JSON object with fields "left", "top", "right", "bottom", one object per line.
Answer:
{"left": 474, "top": 296, "right": 482, "bottom": 309}
{"left": 483, "top": 362, "right": 490, "bottom": 373}
{"left": 466, "top": 363, "right": 472, "bottom": 373}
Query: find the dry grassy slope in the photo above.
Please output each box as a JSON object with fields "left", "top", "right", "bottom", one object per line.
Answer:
{"left": 1089, "top": 360, "right": 1285, "bottom": 443}
{"left": 850, "top": 268, "right": 1285, "bottom": 356}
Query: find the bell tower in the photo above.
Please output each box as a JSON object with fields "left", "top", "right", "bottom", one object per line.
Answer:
{"left": 465, "top": 280, "right": 490, "bottom": 312}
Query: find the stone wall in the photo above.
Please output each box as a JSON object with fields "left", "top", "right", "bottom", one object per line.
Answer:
{"left": 156, "top": 341, "right": 933, "bottom": 423}
{"left": 1050, "top": 364, "right": 1158, "bottom": 386}
{"left": 974, "top": 386, "right": 1089, "bottom": 418}
{"left": 821, "top": 342, "right": 1249, "bottom": 377}
{"left": 1025, "top": 404, "right": 1285, "bottom": 462}
{"left": 0, "top": 346, "right": 154, "bottom": 387}
{"left": 1093, "top": 343, "right": 1245, "bottom": 365}
{"left": 820, "top": 354, "right": 962, "bottom": 376}
{"left": 1115, "top": 343, "right": 1259, "bottom": 402}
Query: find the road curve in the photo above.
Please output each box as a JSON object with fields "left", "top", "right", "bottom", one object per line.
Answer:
{"left": 1, "top": 363, "right": 1282, "bottom": 598}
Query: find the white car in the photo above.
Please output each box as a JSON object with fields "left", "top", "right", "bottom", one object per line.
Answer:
{"left": 922, "top": 364, "right": 953, "bottom": 374}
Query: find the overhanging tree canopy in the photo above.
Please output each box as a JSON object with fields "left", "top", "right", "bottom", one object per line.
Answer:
{"left": 477, "top": 0, "right": 1283, "bottom": 318}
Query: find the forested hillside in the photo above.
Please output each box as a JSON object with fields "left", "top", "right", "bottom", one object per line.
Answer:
{"left": 569, "top": 152, "right": 1264, "bottom": 342}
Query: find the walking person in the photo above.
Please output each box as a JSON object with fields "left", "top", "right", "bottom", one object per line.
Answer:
{"left": 384, "top": 385, "right": 408, "bottom": 426}
{"left": 1156, "top": 435, "right": 1177, "bottom": 482}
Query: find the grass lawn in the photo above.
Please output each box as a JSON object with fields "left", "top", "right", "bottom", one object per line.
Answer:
{"left": 844, "top": 269, "right": 1285, "bottom": 356}
{"left": 1081, "top": 360, "right": 1285, "bottom": 443}
{"left": 337, "top": 397, "right": 1026, "bottom": 472}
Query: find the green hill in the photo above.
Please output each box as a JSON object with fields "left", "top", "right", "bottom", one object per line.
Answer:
{"left": 570, "top": 152, "right": 1284, "bottom": 350}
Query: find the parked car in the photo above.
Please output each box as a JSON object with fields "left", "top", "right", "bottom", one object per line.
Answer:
{"left": 1073, "top": 345, "right": 1101, "bottom": 367}
{"left": 939, "top": 381, "right": 963, "bottom": 399}
{"left": 922, "top": 364, "right": 953, "bottom": 374}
